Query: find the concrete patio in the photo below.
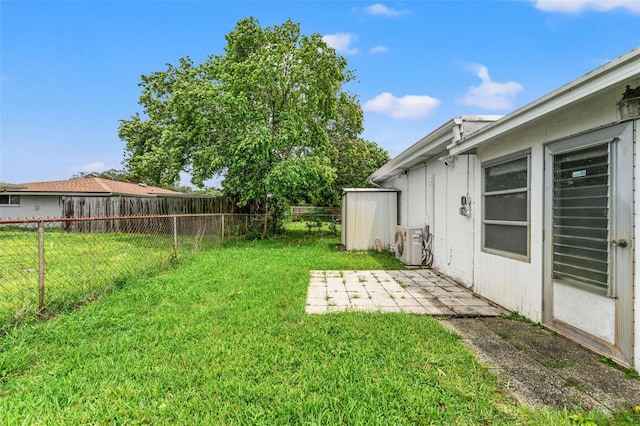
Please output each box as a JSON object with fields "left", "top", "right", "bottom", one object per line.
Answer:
{"left": 306, "top": 269, "right": 503, "bottom": 316}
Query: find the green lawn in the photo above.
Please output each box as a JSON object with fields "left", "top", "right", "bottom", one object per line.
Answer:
{"left": 0, "top": 225, "right": 229, "bottom": 329}
{"left": 0, "top": 231, "right": 632, "bottom": 424}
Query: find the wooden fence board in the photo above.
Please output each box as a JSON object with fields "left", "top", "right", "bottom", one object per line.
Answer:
{"left": 61, "top": 196, "right": 263, "bottom": 233}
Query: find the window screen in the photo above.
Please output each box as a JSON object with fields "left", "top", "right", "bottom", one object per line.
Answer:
{"left": 552, "top": 144, "right": 609, "bottom": 292}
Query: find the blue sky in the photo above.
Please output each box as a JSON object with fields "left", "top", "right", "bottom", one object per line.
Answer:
{"left": 1, "top": 0, "right": 639, "bottom": 186}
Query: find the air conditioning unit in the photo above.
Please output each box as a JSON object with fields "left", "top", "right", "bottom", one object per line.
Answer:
{"left": 394, "top": 226, "right": 423, "bottom": 266}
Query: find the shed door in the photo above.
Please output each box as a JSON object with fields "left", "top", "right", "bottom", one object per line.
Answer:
{"left": 543, "top": 122, "right": 633, "bottom": 366}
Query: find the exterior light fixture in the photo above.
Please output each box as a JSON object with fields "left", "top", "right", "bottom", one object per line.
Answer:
{"left": 618, "top": 84, "right": 640, "bottom": 121}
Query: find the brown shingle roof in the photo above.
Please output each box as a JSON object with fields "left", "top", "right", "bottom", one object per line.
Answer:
{"left": 16, "top": 178, "right": 180, "bottom": 197}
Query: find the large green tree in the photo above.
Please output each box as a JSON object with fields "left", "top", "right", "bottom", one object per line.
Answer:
{"left": 119, "top": 17, "right": 388, "bottom": 216}
{"left": 325, "top": 137, "right": 390, "bottom": 205}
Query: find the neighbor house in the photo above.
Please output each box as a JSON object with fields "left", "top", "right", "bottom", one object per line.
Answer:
{"left": 369, "top": 47, "right": 640, "bottom": 370}
{"left": 0, "top": 178, "right": 181, "bottom": 219}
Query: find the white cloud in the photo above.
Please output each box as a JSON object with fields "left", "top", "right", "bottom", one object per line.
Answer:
{"left": 365, "top": 3, "right": 409, "bottom": 16}
{"left": 370, "top": 45, "right": 389, "bottom": 54}
{"left": 459, "top": 64, "right": 523, "bottom": 110}
{"left": 532, "top": 0, "right": 640, "bottom": 13}
{"left": 363, "top": 92, "right": 440, "bottom": 119}
{"left": 73, "top": 162, "right": 105, "bottom": 173}
{"left": 322, "top": 33, "right": 359, "bottom": 55}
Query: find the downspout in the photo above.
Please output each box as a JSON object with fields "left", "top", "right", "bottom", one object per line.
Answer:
{"left": 406, "top": 171, "right": 409, "bottom": 225}
{"left": 468, "top": 155, "right": 474, "bottom": 287}
{"left": 445, "top": 119, "right": 464, "bottom": 267}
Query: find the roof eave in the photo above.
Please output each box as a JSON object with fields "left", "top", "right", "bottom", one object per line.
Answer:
{"left": 369, "top": 118, "right": 459, "bottom": 183}
{"left": 5, "top": 191, "right": 184, "bottom": 197}
{"left": 6, "top": 191, "right": 110, "bottom": 196}
{"left": 448, "top": 47, "right": 640, "bottom": 156}
{"left": 369, "top": 115, "right": 501, "bottom": 184}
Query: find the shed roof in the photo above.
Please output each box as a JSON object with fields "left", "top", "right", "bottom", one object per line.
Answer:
{"left": 342, "top": 188, "right": 398, "bottom": 192}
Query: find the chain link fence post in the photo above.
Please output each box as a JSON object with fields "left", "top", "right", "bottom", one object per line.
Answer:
{"left": 38, "top": 221, "right": 45, "bottom": 312}
{"left": 221, "top": 214, "right": 225, "bottom": 244}
{"left": 172, "top": 215, "right": 178, "bottom": 258}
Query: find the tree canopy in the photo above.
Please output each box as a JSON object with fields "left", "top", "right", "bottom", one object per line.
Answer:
{"left": 119, "top": 17, "right": 388, "bottom": 212}
{"left": 71, "top": 168, "right": 139, "bottom": 183}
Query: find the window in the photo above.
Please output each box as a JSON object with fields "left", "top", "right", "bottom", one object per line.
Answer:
{"left": 0, "top": 195, "right": 20, "bottom": 206}
{"left": 482, "top": 151, "right": 530, "bottom": 260}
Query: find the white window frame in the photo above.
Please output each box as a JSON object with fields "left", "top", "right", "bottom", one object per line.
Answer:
{"left": 0, "top": 194, "right": 21, "bottom": 206}
{"left": 482, "top": 149, "right": 531, "bottom": 261}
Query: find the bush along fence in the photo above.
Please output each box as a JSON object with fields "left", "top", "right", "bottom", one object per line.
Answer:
{"left": 0, "top": 213, "right": 265, "bottom": 331}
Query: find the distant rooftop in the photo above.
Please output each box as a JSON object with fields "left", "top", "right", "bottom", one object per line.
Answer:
{"left": 9, "top": 178, "right": 180, "bottom": 197}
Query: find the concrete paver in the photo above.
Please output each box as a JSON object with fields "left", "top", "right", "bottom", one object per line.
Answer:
{"left": 306, "top": 269, "right": 503, "bottom": 316}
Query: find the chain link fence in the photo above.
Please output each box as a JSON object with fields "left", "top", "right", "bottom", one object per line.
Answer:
{"left": 0, "top": 213, "right": 265, "bottom": 331}
{"left": 286, "top": 207, "right": 341, "bottom": 234}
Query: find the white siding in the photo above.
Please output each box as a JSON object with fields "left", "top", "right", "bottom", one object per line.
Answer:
{"left": 383, "top": 155, "right": 476, "bottom": 286}
{"left": 392, "top": 175, "right": 408, "bottom": 227}
{"left": 0, "top": 195, "right": 62, "bottom": 220}
{"left": 429, "top": 157, "right": 475, "bottom": 286}
{"left": 370, "top": 52, "right": 640, "bottom": 369}
{"left": 406, "top": 166, "right": 426, "bottom": 226}
{"left": 634, "top": 120, "right": 640, "bottom": 370}
{"left": 473, "top": 86, "right": 633, "bottom": 321}
{"left": 474, "top": 144, "right": 543, "bottom": 320}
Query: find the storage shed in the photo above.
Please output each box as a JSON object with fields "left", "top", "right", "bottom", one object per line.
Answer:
{"left": 341, "top": 188, "right": 398, "bottom": 251}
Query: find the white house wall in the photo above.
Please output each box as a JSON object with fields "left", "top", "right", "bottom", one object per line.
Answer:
{"left": 634, "top": 121, "right": 640, "bottom": 370}
{"left": 406, "top": 166, "right": 426, "bottom": 226}
{"left": 473, "top": 138, "right": 544, "bottom": 320}
{"left": 0, "top": 195, "right": 62, "bottom": 220}
{"left": 387, "top": 175, "right": 408, "bottom": 227}
{"left": 430, "top": 157, "right": 475, "bottom": 286}
{"left": 473, "top": 83, "right": 636, "bottom": 323}
{"left": 390, "top": 156, "right": 475, "bottom": 286}
{"left": 371, "top": 51, "right": 640, "bottom": 369}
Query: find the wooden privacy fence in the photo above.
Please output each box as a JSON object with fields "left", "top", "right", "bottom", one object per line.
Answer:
{"left": 62, "top": 196, "right": 264, "bottom": 233}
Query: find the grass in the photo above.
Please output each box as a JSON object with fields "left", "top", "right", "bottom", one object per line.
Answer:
{"left": 600, "top": 356, "right": 640, "bottom": 380}
{"left": 0, "top": 226, "right": 229, "bottom": 330}
{"left": 502, "top": 311, "right": 544, "bottom": 329}
{"left": 0, "top": 230, "right": 635, "bottom": 424}
{"left": 543, "top": 360, "right": 574, "bottom": 369}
